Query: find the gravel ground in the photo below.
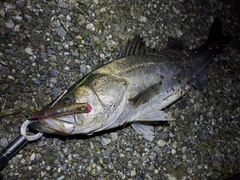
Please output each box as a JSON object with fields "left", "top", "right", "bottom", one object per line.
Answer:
{"left": 0, "top": 0, "right": 239, "bottom": 179}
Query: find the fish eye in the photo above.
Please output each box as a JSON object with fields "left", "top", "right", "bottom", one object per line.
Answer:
{"left": 61, "top": 98, "right": 72, "bottom": 105}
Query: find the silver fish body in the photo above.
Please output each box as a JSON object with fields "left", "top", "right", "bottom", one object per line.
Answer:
{"left": 30, "top": 18, "right": 231, "bottom": 140}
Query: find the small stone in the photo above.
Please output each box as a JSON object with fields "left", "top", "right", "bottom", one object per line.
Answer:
{"left": 13, "top": 24, "right": 21, "bottom": 32}
{"left": 58, "top": 0, "right": 68, "bottom": 8}
{"left": 93, "top": 0, "right": 99, "bottom": 4}
{"left": 172, "top": 141, "right": 177, "bottom": 149}
{"left": 50, "top": 69, "right": 59, "bottom": 76}
{"left": 50, "top": 77, "right": 57, "bottom": 83}
{"left": 182, "top": 154, "right": 186, "bottom": 161}
{"left": 171, "top": 149, "right": 176, "bottom": 155}
{"left": 20, "top": 158, "right": 26, "bottom": 164}
{"left": 0, "top": 84, "right": 9, "bottom": 91}
{"left": 86, "top": 23, "right": 95, "bottom": 31}
{"left": 157, "top": 139, "right": 167, "bottom": 147}
{"left": 190, "top": 98, "right": 194, "bottom": 104}
{"left": 182, "top": 146, "right": 187, "bottom": 153}
{"left": 162, "top": 132, "right": 168, "bottom": 140}
{"left": 101, "top": 137, "right": 111, "bottom": 146}
{"left": 169, "top": 132, "right": 175, "bottom": 138}
{"left": 139, "top": 16, "right": 147, "bottom": 23}
{"left": 64, "top": 66, "right": 70, "bottom": 71}
{"left": 80, "top": 64, "right": 88, "bottom": 73}
{"left": 24, "top": 14, "right": 32, "bottom": 23}
{"left": 30, "top": 153, "right": 36, "bottom": 161}
{"left": 0, "top": 137, "right": 8, "bottom": 148}
{"left": 20, "top": 101, "right": 29, "bottom": 109}
{"left": 110, "top": 132, "right": 118, "bottom": 141}
{"left": 131, "top": 169, "right": 136, "bottom": 177}
{"left": 56, "top": 27, "right": 67, "bottom": 38}
{"left": 16, "top": 0, "right": 27, "bottom": 8}
{"left": 172, "top": 6, "right": 180, "bottom": 15}
{"left": 57, "top": 175, "right": 65, "bottom": 180}
{"left": 176, "top": 28, "right": 183, "bottom": 37}
{"left": 25, "top": 47, "right": 33, "bottom": 55}
{"left": 0, "top": 8, "right": 5, "bottom": 17}
{"left": 5, "top": 19, "right": 14, "bottom": 28}
{"left": 53, "top": 88, "right": 62, "bottom": 97}
{"left": 166, "top": 174, "right": 177, "bottom": 180}
{"left": 12, "top": 15, "right": 23, "bottom": 23}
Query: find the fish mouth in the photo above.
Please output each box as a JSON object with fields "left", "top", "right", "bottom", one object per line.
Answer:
{"left": 29, "top": 103, "right": 92, "bottom": 135}
{"left": 29, "top": 116, "right": 77, "bottom": 135}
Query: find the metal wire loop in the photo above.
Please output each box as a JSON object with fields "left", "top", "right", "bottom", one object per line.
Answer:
{"left": 20, "top": 120, "right": 43, "bottom": 141}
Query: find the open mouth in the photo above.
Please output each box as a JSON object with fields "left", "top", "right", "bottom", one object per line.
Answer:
{"left": 29, "top": 115, "right": 76, "bottom": 135}
{"left": 29, "top": 103, "right": 92, "bottom": 135}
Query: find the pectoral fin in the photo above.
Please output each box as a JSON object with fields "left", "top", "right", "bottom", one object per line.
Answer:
{"left": 138, "top": 111, "right": 173, "bottom": 121}
{"left": 131, "top": 123, "right": 154, "bottom": 141}
{"left": 129, "top": 83, "right": 162, "bottom": 108}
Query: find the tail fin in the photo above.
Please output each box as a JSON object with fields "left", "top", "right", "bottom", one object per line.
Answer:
{"left": 204, "top": 17, "right": 232, "bottom": 53}
{"left": 187, "top": 17, "right": 232, "bottom": 90}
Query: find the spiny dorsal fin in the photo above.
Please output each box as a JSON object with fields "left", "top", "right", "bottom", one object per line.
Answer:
{"left": 166, "top": 37, "right": 185, "bottom": 50}
{"left": 118, "top": 35, "right": 146, "bottom": 58}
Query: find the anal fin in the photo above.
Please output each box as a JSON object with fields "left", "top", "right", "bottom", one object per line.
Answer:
{"left": 131, "top": 111, "right": 174, "bottom": 141}
{"left": 131, "top": 123, "right": 154, "bottom": 141}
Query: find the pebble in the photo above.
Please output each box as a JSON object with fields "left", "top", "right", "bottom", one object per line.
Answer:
{"left": 52, "top": 87, "right": 62, "bottom": 97}
{"left": 139, "top": 16, "right": 147, "bottom": 23}
{"left": 175, "top": 27, "right": 183, "bottom": 37}
{"left": 25, "top": 47, "right": 33, "bottom": 55}
{"left": 50, "top": 69, "right": 60, "bottom": 76}
{"left": 157, "top": 139, "right": 167, "bottom": 147}
{"left": 110, "top": 132, "right": 118, "bottom": 141}
{"left": 5, "top": 19, "right": 14, "bottom": 28}
{"left": 0, "top": 137, "right": 8, "bottom": 148}
{"left": 86, "top": 23, "right": 95, "bottom": 31}
{"left": 131, "top": 169, "right": 137, "bottom": 177}
{"left": 57, "top": 175, "right": 65, "bottom": 180}
{"left": 12, "top": 15, "right": 23, "bottom": 23}
{"left": 101, "top": 137, "right": 111, "bottom": 146}
{"left": 171, "top": 149, "right": 176, "bottom": 155}
{"left": 0, "top": 8, "right": 5, "bottom": 17}
{"left": 30, "top": 153, "right": 36, "bottom": 161}
{"left": 56, "top": 27, "right": 67, "bottom": 38}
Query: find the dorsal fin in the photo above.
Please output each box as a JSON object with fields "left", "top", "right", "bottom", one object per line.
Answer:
{"left": 166, "top": 37, "right": 185, "bottom": 50}
{"left": 118, "top": 35, "right": 146, "bottom": 58}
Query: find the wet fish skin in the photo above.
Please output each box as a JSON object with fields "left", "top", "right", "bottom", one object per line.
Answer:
{"left": 30, "top": 17, "right": 231, "bottom": 141}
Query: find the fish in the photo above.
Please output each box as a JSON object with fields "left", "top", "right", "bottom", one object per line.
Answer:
{"left": 29, "top": 17, "right": 232, "bottom": 141}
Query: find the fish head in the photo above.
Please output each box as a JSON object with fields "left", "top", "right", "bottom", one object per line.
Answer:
{"left": 29, "top": 82, "right": 127, "bottom": 135}
{"left": 29, "top": 85, "right": 102, "bottom": 135}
